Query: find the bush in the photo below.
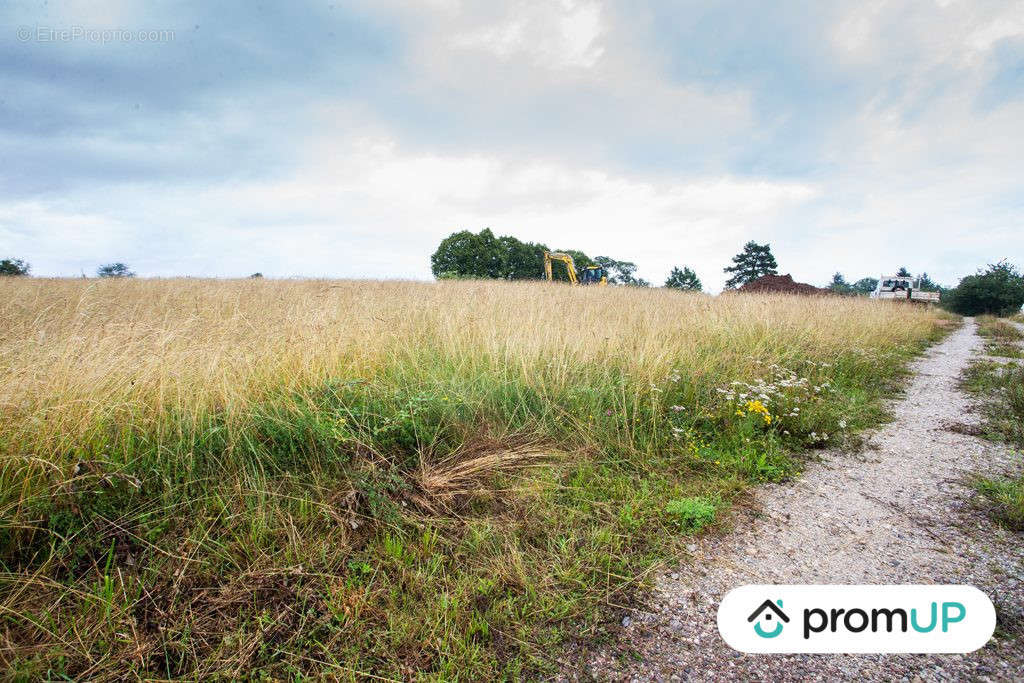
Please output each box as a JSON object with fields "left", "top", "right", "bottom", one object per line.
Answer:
{"left": 665, "top": 497, "right": 717, "bottom": 532}
{"left": 943, "top": 261, "right": 1024, "bottom": 317}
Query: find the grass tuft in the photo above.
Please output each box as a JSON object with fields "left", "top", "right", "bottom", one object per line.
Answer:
{"left": 665, "top": 497, "right": 717, "bottom": 532}
{"left": 974, "top": 475, "right": 1024, "bottom": 530}
{"left": 976, "top": 315, "right": 1024, "bottom": 358}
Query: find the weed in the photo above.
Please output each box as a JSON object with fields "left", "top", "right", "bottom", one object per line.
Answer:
{"left": 961, "top": 361, "right": 1024, "bottom": 446}
{"left": 974, "top": 474, "right": 1024, "bottom": 530}
{"left": 665, "top": 497, "right": 717, "bottom": 532}
{"left": 976, "top": 315, "right": 1024, "bottom": 358}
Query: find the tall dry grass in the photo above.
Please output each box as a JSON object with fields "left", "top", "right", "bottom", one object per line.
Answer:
{"left": 2, "top": 277, "right": 939, "bottom": 454}
{"left": 0, "top": 277, "right": 949, "bottom": 679}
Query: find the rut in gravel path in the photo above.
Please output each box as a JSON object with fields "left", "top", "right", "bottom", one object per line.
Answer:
{"left": 582, "top": 318, "right": 1024, "bottom": 682}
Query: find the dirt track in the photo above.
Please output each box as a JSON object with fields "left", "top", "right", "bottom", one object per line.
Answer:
{"left": 582, "top": 318, "right": 1024, "bottom": 681}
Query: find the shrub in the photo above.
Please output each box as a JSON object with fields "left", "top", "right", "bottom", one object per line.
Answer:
{"left": 665, "top": 497, "right": 717, "bottom": 532}
{"left": 943, "top": 261, "right": 1024, "bottom": 317}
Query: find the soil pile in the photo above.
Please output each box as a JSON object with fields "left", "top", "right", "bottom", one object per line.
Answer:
{"left": 738, "top": 273, "right": 830, "bottom": 295}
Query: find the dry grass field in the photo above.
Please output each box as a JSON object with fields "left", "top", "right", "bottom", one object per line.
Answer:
{"left": 0, "top": 278, "right": 950, "bottom": 679}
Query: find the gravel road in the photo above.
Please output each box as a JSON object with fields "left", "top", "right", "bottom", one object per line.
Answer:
{"left": 580, "top": 318, "right": 1024, "bottom": 681}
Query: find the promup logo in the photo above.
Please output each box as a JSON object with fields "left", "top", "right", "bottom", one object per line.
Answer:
{"left": 748, "top": 599, "right": 789, "bottom": 638}
{"left": 718, "top": 585, "right": 996, "bottom": 653}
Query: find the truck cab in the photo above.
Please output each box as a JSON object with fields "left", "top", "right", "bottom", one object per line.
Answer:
{"left": 871, "top": 275, "right": 940, "bottom": 303}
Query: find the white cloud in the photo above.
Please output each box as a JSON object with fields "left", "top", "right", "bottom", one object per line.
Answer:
{"left": 966, "top": 6, "right": 1024, "bottom": 53}
{"left": 1, "top": 132, "right": 817, "bottom": 289}
{"left": 3, "top": 0, "right": 1022, "bottom": 293}
{"left": 450, "top": 0, "right": 606, "bottom": 69}
{"left": 832, "top": 0, "right": 1024, "bottom": 68}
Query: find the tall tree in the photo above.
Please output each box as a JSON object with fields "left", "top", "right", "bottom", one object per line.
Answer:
{"left": 595, "top": 256, "right": 650, "bottom": 287}
{"left": 665, "top": 266, "right": 702, "bottom": 291}
{"left": 896, "top": 266, "right": 911, "bottom": 277}
{"left": 828, "top": 272, "right": 853, "bottom": 295}
{"left": 723, "top": 241, "right": 778, "bottom": 289}
{"left": 0, "top": 258, "right": 30, "bottom": 276}
{"left": 916, "top": 272, "right": 940, "bottom": 292}
{"left": 430, "top": 229, "right": 504, "bottom": 279}
{"left": 96, "top": 263, "right": 135, "bottom": 278}
{"left": 498, "top": 235, "right": 546, "bottom": 280}
{"left": 851, "top": 277, "right": 879, "bottom": 295}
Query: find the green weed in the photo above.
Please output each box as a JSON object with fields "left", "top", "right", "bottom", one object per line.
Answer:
{"left": 665, "top": 497, "right": 717, "bottom": 532}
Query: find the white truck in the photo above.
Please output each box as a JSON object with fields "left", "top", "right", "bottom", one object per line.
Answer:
{"left": 870, "top": 275, "right": 940, "bottom": 303}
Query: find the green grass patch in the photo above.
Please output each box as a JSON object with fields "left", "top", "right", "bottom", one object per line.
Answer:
{"left": 2, "top": 348, "right": 933, "bottom": 678}
{"left": 986, "top": 343, "right": 1024, "bottom": 359}
{"left": 961, "top": 347, "right": 1024, "bottom": 531}
{"left": 976, "top": 315, "right": 1024, "bottom": 341}
{"left": 961, "top": 361, "right": 1024, "bottom": 446}
{"left": 974, "top": 474, "right": 1024, "bottom": 530}
{"left": 665, "top": 497, "right": 718, "bottom": 532}
{"left": 975, "top": 315, "right": 1024, "bottom": 358}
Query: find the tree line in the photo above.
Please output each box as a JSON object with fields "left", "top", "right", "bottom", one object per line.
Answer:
{"left": 428, "top": 230, "right": 1024, "bottom": 315}
{"left": 430, "top": 228, "right": 653, "bottom": 287}
{"left": 0, "top": 259, "right": 136, "bottom": 278}
{"left": 5, "top": 237, "right": 1023, "bottom": 317}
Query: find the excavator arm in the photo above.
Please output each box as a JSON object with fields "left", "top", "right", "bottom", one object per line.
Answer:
{"left": 543, "top": 251, "right": 578, "bottom": 285}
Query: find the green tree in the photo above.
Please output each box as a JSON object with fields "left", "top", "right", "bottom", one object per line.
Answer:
{"left": 916, "top": 272, "right": 941, "bottom": 292}
{"left": 595, "top": 256, "right": 649, "bottom": 287}
{"left": 851, "top": 277, "right": 879, "bottom": 295}
{"left": 723, "top": 241, "right": 778, "bottom": 289}
{"left": 0, "top": 258, "right": 30, "bottom": 276}
{"left": 97, "top": 262, "right": 135, "bottom": 278}
{"left": 498, "top": 236, "right": 546, "bottom": 280}
{"left": 896, "top": 266, "right": 911, "bottom": 277}
{"left": 943, "top": 261, "right": 1024, "bottom": 316}
{"left": 665, "top": 266, "right": 702, "bottom": 291}
{"left": 431, "top": 229, "right": 640, "bottom": 284}
{"left": 430, "top": 229, "right": 505, "bottom": 279}
{"left": 828, "top": 272, "right": 854, "bottom": 295}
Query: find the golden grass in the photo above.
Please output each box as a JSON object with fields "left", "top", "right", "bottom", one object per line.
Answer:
{"left": 1, "top": 277, "right": 941, "bottom": 457}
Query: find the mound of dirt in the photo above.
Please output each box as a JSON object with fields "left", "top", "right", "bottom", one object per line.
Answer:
{"left": 738, "top": 273, "right": 830, "bottom": 295}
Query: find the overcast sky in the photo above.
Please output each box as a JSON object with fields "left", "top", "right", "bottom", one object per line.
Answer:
{"left": 1, "top": 0, "right": 1022, "bottom": 290}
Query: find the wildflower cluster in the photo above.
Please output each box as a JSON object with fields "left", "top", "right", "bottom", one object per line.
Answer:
{"left": 716, "top": 363, "right": 846, "bottom": 444}
{"left": 737, "top": 399, "right": 771, "bottom": 424}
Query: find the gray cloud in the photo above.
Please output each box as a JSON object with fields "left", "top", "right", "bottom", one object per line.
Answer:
{"left": 1, "top": 0, "right": 1022, "bottom": 289}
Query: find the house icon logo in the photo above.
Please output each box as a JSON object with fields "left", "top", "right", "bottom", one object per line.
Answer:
{"left": 748, "top": 599, "right": 789, "bottom": 638}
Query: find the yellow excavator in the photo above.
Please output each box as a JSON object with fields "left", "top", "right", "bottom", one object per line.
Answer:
{"left": 543, "top": 251, "right": 608, "bottom": 286}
